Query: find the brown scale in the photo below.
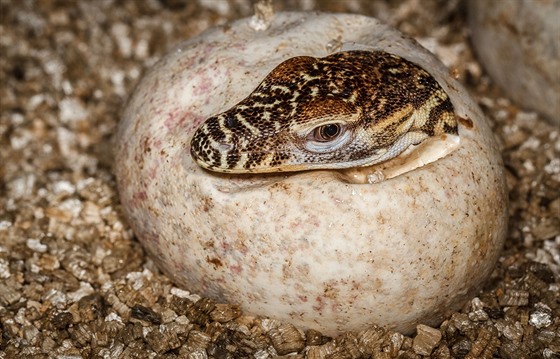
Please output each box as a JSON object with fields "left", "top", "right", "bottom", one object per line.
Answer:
{"left": 190, "top": 50, "right": 458, "bottom": 173}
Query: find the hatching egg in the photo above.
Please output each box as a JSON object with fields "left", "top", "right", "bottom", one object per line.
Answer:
{"left": 115, "top": 12, "right": 508, "bottom": 336}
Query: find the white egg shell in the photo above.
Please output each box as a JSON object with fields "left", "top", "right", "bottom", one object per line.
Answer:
{"left": 115, "top": 12, "right": 508, "bottom": 336}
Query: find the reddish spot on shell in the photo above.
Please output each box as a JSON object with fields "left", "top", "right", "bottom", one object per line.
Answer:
{"left": 133, "top": 191, "right": 147, "bottom": 201}
{"left": 192, "top": 74, "right": 213, "bottom": 96}
{"left": 230, "top": 264, "right": 242, "bottom": 274}
{"left": 313, "top": 296, "right": 326, "bottom": 312}
{"left": 164, "top": 112, "right": 183, "bottom": 131}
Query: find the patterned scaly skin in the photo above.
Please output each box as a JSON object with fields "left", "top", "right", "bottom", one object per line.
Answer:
{"left": 190, "top": 50, "right": 458, "bottom": 173}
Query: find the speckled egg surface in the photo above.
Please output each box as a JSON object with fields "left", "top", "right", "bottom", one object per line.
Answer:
{"left": 114, "top": 12, "right": 508, "bottom": 336}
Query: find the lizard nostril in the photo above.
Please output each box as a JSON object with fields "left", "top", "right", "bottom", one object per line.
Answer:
{"left": 225, "top": 115, "right": 237, "bottom": 129}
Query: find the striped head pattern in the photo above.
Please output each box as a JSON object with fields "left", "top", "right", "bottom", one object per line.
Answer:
{"left": 190, "top": 51, "right": 458, "bottom": 173}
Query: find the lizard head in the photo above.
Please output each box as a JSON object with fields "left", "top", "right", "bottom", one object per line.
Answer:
{"left": 190, "top": 51, "right": 458, "bottom": 173}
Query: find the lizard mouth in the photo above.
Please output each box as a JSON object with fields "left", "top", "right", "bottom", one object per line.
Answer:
{"left": 337, "top": 133, "right": 460, "bottom": 184}
{"left": 192, "top": 129, "right": 460, "bottom": 176}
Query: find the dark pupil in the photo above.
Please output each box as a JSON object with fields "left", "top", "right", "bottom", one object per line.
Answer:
{"left": 321, "top": 124, "right": 340, "bottom": 139}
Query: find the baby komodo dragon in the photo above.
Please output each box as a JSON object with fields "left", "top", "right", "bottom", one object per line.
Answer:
{"left": 190, "top": 50, "right": 458, "bottom": 173}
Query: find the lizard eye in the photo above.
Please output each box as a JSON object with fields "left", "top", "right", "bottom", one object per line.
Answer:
{"left": 304, "top": 123, "right": 350, "bottom": 153}
{"left": 313, "top": 123, "right": 342, "bottom": 142}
